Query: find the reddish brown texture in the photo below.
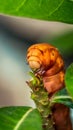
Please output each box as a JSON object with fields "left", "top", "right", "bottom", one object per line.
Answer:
{"left": 43, "top": 71, "right": 64, "bottom": 94}
{"left": 52, "top": 103, "right": 72, "bottom": 130}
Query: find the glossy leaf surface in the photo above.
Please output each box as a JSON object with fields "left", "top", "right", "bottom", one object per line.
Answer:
{"left": 0, "top": 106, "right": 42, "bottom": 130}
{"left": 0, "top": 0, "right": 73, "bottom": 24}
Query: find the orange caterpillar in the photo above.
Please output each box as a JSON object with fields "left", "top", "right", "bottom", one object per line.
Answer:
{"left": 27, "top": 43, "right": 72, "bottom": 130}
{"left": 27, "top": 43, "right": 65, "bottom": 94}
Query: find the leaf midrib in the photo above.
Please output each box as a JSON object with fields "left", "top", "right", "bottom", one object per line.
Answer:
{"left": 14, "top": 108, "right": 33, "bottom": 130}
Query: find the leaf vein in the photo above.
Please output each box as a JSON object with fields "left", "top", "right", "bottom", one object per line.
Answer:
{"left": 49, "top": 0, "right": 64, "bottom": 16}
{"left": 14, "top": 108, "right": 33, "bottom": 130}
{"left": 16, "top": 0, "right": 27, "bottom": 12}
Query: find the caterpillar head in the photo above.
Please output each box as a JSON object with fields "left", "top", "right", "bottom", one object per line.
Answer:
{"left": 26, "top": 43, "right": 59, "bottom": 74}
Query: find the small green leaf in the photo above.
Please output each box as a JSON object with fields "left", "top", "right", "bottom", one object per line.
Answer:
{"left": 50, "top": 88, "right": 73, "bottom": 108}
{"left": 0, "top": 0, "right": 73, "bottom": 24}
{"left": 29, "top": 71, "right": 40, "bottom": 86}
{"left": 65, "top": 63, "right": 73, "bottom": 98}
{"left": 0, "top": 106, "right": 43, "bottom": 130}
{"left": 53, "top": 88, "right": 68, "bottom": 96}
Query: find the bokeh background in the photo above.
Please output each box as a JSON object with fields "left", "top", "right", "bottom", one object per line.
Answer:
{"left": 0, "top": 15, "right": 73, "bottom": 113}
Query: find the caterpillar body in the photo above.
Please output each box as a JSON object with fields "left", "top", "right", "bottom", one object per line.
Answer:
{"left": 27, "top": 43, "right": 65, "bottom": 94}
{"left": 26, "top": 43, "right": 72, "bottom": 130}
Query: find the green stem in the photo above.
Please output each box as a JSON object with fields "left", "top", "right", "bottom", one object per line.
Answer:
{"left": 27, "top": 72, "right": 55, "bottom": 130}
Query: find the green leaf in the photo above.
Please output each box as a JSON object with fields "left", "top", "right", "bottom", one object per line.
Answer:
{"left": 50, "top": 88, "right": 73, "bottom": 108}
{"left": 0, "top": 0, "right": 73, "bottom": 24}
{"left": 65, "top": 63, "right": 73, "bottom": 98}
{"left": 0, "top": 106, "right": 43, "bottom": 130}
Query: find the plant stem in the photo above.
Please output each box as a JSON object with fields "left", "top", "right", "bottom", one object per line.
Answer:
{"left": 27, "top": 72, "right": 55, "bottom": 130}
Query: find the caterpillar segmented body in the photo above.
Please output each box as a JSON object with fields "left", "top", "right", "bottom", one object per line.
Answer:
{"left": 27, "top": 43, "right": 65, "bottom": 94}
{"left": 26, "top": 43, "right": 72, "bottom": 130}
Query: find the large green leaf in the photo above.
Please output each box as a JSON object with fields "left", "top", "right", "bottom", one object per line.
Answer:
{"left": 65, "top": 63, "right": 73, "bottom": 98}
{"left": 50, "top": 88, "right": 73, "bottom": 108}
{"left": 0, "top": 106, "right": 43, "bottom": 130}
{"left": 0, "top": 0, "right": 73, "bottom": 24}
